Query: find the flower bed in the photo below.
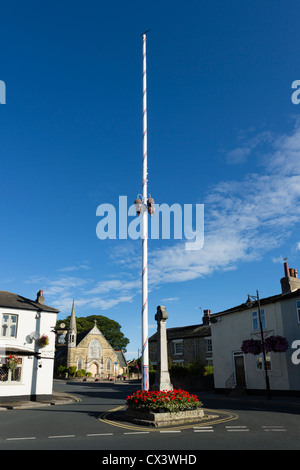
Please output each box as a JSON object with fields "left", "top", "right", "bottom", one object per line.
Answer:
{"left": 126, "top": 389, "right": 202, "bottom": 413}
{"left": 125, "top": 389, "right": 204, "bottom": 427}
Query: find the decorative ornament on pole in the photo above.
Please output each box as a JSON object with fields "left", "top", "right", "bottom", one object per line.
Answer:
{"left": 147, "top": 197, "right": 155, "bottom": 216}
{"left": 134, "top": 198, "right": 142, "bottom": 215}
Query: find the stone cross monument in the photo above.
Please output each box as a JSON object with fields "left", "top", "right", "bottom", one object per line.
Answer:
{"left": 152, "top": 306, "right": 173, "bottom": 391}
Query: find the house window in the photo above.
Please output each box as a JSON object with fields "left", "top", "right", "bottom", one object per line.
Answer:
{"left": 0, "top": 356, "right": 22, "bottom": 383}
{"left": 77, "top": 357, "right": 83, "bottom": 370}
{"left": 1, "top": 314, "right": 18, "bottom": 338}
{"left": 106, "top": 358, "right": 112, "bottom": 371}
{"left": 251, "top": 310, "right": 266, "bottom": 331}
{"left": 296, "top": 301, "right": 300, "bottom": 323}
{"left": 173, "top": 340, "right": 183, "bottom": 355}
{"left": 206, "top": 338, "right": 212, "bottom": 352}
{"left": 256, "top": 353, "right": 271, "bottom": 371}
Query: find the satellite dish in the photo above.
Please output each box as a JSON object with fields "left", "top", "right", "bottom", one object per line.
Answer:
{"left": 59, "top": 323, "right": 66, "bottom": 329}
{"left": 29, "top": 331, "right": 40, "bottom": 340}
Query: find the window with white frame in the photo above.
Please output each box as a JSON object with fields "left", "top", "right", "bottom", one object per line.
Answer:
{"left": 0, "top": 355, "right": 23, "bottom": 383}
{"left": 173, "top": 340, "right": 183, "bottom": 355}
{"left": 1, "top": 314, "right": 18, "bottom": 338}
{"left": 206, "top": 338, "right": 212, "bottom": 352}
{"left": 256, "top": 352, "right": 271, "bottom": 371}
{"left": 296, "top": 301, "right": 300, "bottom": 323}
{"left": 251, "top": 309, "right": 266, "bottom": 331}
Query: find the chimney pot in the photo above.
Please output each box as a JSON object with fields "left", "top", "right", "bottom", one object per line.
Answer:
{"left": 36, "top": 290, "right": 45, "bottom": 305}
{"left": 284, "top": 262, "right": 289, "bottom": 277}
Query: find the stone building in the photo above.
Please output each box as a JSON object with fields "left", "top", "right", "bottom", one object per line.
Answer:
{"left": 149, "top": 310, "right": 212, "bottom": 368}
{"left": 55, "top": 301, "right": 126, "bottom": 378}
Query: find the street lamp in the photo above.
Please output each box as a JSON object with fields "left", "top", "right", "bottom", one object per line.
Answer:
{"left": 246, "top": 290, "right": 271, "bottom": 400}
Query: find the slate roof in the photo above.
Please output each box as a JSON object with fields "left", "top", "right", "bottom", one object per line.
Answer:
{"left": 0, "top": 291, "right": 59, "bottom": 313}
{"left": 212, "top": 288, "right": 300, "bottom": 317}
{"left": 149, "top": 324, "right": 211, "bottom": 342}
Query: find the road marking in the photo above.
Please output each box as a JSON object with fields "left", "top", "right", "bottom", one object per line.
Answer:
{"left": 262, "top": 426, "right": 286, "bottom": 432}
{"left": 86, "top": 433, "right": 114, "bottom": 436}
{"left": 160, "top": 430, "right": 181, "bottom": 433}
{"left": 226, "top": 426, "right": 249, "bottom": 432}
{"left": 6, "top": 437, "right": 36, "bottom": 441}
{"left": 98, "top": 406, "right": 239, "bottom": 432}
{"left": 194, "top": 426, "right": 214, "bottom": 432}
{"left": 48, "top": 434, "right": 75, "bottom": 439}
{"left": 123, "top": 432, "right": 150, "bottom": 435}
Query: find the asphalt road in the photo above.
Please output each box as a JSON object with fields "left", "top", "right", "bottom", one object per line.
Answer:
{"left": 0, "top": 380, "right": 300, "bottom": 455}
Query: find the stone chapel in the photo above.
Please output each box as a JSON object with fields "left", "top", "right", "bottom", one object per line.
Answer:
{"left": 55, "top": 301, "right": 127, "bottom": 378}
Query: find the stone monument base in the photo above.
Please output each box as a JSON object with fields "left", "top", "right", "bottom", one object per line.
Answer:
{"left": 125, "top": 407, "right": 205, "bottom": 427}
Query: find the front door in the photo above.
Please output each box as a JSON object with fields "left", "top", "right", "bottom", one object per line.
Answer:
{"left": 233, "top": 353, "right": 246, "bottom": 387}
{"left": 90, "top": 362, "right": 98, "bottom": 377}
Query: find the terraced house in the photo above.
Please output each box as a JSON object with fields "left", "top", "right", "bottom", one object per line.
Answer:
{"left": 149, "top": 310, "right": 212, "bottom": 368}
{"left": 211, "top": 262, "right": 300, "bottom": 396}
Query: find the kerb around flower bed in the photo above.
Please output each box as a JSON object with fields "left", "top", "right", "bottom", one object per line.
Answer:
{"left": 125, "top": 389, "right": 205, "bottom": 427}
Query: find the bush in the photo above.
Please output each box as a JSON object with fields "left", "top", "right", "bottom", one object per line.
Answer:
{"left": 75, "top": 369, "right": 86, "bottom": 377}
{"left": 68, "top": 366, "right": 77, "bottom": 377}
{"left": 57, "top": 365, "right": 67, "bottom": 376}
{"left": 126, "top": 389, "right": 202, "bottom": 413}
{"left": 170, "top": 364, "right": 189, "bottom": 378}
{"left": 203, "top": 365, "right": 213, "bottom": 376}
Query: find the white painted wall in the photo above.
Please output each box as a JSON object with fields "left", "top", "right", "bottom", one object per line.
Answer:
{"left": 211, "top": 297, "right": 300, "bottom": 392}
{"left": 0, "top": 306, "right": 57, "bottom": 399}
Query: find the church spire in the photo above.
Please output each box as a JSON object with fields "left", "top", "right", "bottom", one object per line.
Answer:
{"left": 68, "top": 300, "right": 77, "bottom": 348}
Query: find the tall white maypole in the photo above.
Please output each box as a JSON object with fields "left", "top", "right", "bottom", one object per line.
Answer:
{"left": 134, "top": 31, "right": 154, "bottom": 391}
{"left": 141, "top": 31, "right": 149, "bottom": 391}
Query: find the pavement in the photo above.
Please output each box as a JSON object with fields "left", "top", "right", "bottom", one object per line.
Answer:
{"left": 0, "top": 390, "right": 80, "bottom": 410}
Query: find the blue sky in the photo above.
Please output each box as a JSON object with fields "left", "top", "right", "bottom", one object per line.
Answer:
{"left": 1, "top": 1, "right": 300, "bottom": 360}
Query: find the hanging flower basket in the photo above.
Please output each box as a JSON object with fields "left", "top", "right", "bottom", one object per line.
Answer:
{"left": 6, "top": 355, "right": 19, "bottom": 370}
{"left": 264, "top": 335, "right": 289, "bottom": 353}
{"left": 39, "top": 334, "right": 49, "bottom": 348}
{"left": 241, "top": 339, "right": 263, "bottom": 355}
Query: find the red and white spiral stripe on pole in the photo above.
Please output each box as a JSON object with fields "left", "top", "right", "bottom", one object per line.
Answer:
{"left": 141, "top": 32, "right": 149, "bottom": 391}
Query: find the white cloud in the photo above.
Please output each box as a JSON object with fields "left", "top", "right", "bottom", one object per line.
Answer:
{"left": 57, "top": 263, "right": 90, "bottom": 272}
{"left": 146, "top": 124, "right": 300, "bottom": 286}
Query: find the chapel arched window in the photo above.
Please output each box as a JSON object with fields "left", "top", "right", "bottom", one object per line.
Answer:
{"left": 89, "top": 339, "right": 101, "bottom": 358}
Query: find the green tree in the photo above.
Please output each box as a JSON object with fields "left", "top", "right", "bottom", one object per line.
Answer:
{"left": 56, "top": 314, "right": 129, "bottom": 352}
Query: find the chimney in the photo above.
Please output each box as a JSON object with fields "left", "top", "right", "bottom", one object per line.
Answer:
{"left": 280, "top": 263, "right": 300, "bottom": 293}
{"left": 284, "top": 261, "right": 289, "bottom": 277}
{"left": 202, "top": 309, "right": 211, "bottom": 325}
{"left": 35, "top": 290, "right": 45, "bottom": 305}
